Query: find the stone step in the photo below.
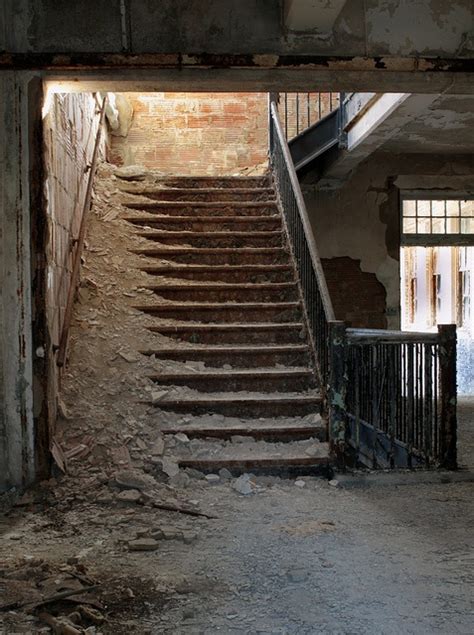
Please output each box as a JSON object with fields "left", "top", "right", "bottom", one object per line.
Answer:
{"left": 176, "top": 441, "right": 330, "bottom": 475}
{"left": 145, "top": 282, "right": 299, "bottom": 302}
{"left": 134, "top": 301, "right": 302, "bottom": 323}
{"left": 140, "top": 264, "right": 295, "bottom": 283}
{"left": 139, "top": 343, "right": 311, "bottom": 367}
{"left": 159, "top": 418, "right": 326, "bottom": 442}
{"left": 121, "top": 187, "right": 276, "bottom": 202}
{"left": 150, "top": 393, "right": 321, "bottom": 417}
{"left": 123, "top": 215, "right": 282, "bottom": 232}
{"left": 124, "top": 200, "right": 278, "bottom": 217}
{"left": 135, "top": 230, "right": 284, "bottom": 247}
{"left": 132, "top": 246, "right": 290, "bottom": 265}
{"left": 147, "top": 322, "right": 306, "bottom": 344}
{"left": 148, "top": 367, "right": 316, "bottom": 392}
{"left": 156, "top": 175, "right": 271, "bottom": 189}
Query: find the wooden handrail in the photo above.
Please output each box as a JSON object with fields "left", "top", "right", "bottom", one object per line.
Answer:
{"left": 57, "top": 95, "right": 108, "bottom": 367}
{"left": 346, "top": 328, "right": 440, "bottom": 344}
{"left": 270, "top": 101, "right": 335, "bottom": 322}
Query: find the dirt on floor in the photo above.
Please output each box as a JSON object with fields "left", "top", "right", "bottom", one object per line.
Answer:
{"left": 1, "top": 162, "right": 473, "bottom": 634}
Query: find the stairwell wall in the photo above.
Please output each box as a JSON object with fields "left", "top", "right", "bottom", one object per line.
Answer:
{"left": 303, "top": 152, "right": 474, "bottom": 329}
{"left": 109, "top": 92, "right": 268, "bottom": 175}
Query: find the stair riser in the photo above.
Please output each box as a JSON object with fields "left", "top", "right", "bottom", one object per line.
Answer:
{"left": 137, "top": 234, "right": 284, "bottom": 248}
{"left": 144, "top": 351, "right": 311, "bottom": 367}
{"left": 125, "top": 203, "right": 278, "bottom": 217}
{"left": 127, "top": 218, "right": 282, "bottom": 232}
{"left": 150, "top": 374, "right": 316, "bottom": 392}
{"left": 158, "top": 177, "right": 271, "bottom": 189}
{"left": 162, "top": 428, "right": 327, "bottom": 442}
{"left": 154, "top": 400, "right": 320, "bottom": 417}
{"left": 148, "top": 287, "right": 299, "bottom": 302}
{"left": 141, "top": 269, "right": 295, "bottom": 283}
{"left": 148, "top": 328, "right": 305, "bottom": 344}
{"left": 126, "top": 191, "right": 275, "bottom": 203}
{"left": 140, "top": 306, "right": 302, "bottom": 323}
{"left": 137, "top": 251, "right": 291, "bottom": 265}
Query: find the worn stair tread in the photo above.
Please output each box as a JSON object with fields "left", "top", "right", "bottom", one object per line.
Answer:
{"left": 147, "top": 322, "right": 304, "bottom": 333}
{"left": 132, "top": 246, "right": 288, "bottom": 255}
{"left": 145, "top": 282, "right": 297, "bottom": 291}
{"left": 122, "top": 215, "right": 280, "bottom": 224}
{"left": 135, "top": 301, "right": 300, "bottom": 312}
{"left": 141, "top": 344, "right": 310, "bottom": 355}
{"left": 149, "top": 368, "right": 314, "bottom": 380}
{"left": 176, "top": 442, "right": 330, "bottom": 469}
{"left": 159, "top": 421, "right": 324, "bottom": 440}
{"left": 125, "top": 200, "right": 277, "bottom": 209}
{"left": 122, "top": 187, "right": 275, "bottom": 195}
{"left": 140, "top": 264, "right": 293, "bottom": 273}
{"left": 135, "top": 230, "right": 282, "bottom": 239}
{"left": 151, "top": 393, "right": 321, "bottom": 405}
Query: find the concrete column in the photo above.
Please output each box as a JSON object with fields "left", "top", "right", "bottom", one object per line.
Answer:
{"left": 0, "top": 71, "right": 36, "bottom": 492}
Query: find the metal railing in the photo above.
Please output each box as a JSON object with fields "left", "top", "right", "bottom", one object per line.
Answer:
{"left": 329, "top": 323, "right": 457, "bottom": 469}
{"left": 278, "top": 92, "right": 340, "bottom": 140}
{"left": 269, "top": 96, "right": 457, "bottom": 470}
{"left": 269, "top": 99, "right": 335, "bottom": 389}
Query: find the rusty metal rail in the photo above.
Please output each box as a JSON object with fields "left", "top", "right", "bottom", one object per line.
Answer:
{"left": 269, "top": 99, "right": 335, "bottom": 390}
{"left": 329, "top": 322, "right": 457, "bottom": 469}
{"left": 57, "top": 95, "right": 108, "bottom": 367}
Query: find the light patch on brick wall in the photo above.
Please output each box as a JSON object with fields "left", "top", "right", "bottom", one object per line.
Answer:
{"left": 109, "top": 93, "right": 269, "bottom": 176}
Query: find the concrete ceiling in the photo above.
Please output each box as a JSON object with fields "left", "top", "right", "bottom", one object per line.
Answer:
{"left": 381, "top": 94, "right": 474, "bottom": 154}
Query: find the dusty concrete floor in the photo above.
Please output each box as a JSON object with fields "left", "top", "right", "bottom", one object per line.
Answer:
{"left": 1, "top": 474, "right": 473, "bottom": 634}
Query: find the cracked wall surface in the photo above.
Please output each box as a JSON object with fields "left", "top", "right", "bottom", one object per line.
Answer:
{"left": 303, "top": 152, "right": 474, "bottom": 329}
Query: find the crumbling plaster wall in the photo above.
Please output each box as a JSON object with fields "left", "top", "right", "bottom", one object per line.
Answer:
{"left": 303, "top": 153, "right": 474, "bottom": 329}
{"left": 109, "top": 93, "right": 268, "bottom": 175}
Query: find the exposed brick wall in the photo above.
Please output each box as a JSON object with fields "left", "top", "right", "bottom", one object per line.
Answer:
{"left": 321, "top": 257, "right": 387, "bottom": 329}
{"left": 109, "top": 92, "right": 268, "bottom": 175}
{"left": 44, "top": 93, "right": 105, "bottom": 351}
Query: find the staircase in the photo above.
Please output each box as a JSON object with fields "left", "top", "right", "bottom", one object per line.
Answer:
{"left": 122, "top": 174, "right": 330, "bottom": 475}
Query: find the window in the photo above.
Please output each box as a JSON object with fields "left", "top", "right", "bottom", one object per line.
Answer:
{"left": 402, "top": 197, "right": 474, "bottom": 245}
{"left": 458, "top": 247, "right": 471, "bottom": 328}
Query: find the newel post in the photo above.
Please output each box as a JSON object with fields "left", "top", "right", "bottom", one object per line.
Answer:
{"left": 438, "top": 324, "right": 457, "bottom": 469}
{"left": 329, "top": 321, "right": 348, "bottom": 468}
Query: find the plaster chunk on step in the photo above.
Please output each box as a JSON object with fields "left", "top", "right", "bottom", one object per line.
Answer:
{"left": 116, "top": 488, "right": 142, "bottom": 503}
{"left": 114, "top": 165, "right": 147, "bottom": 181}
{"left": 113, "top": 469, "right": 157, "bottom": 491}
{"left": 128, "top": 538, "right": 159, "bottom": 551}
{"left": 232, "top": 473, "right": 257, "bottom": 496}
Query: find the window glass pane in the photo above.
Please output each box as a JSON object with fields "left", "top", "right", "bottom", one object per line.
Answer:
{"left": 446, "top": 200, "right": 460, "bottom": 216}
{"left": 431, "top": 200, "right": 445, "bottom": 217}
{"left": 417, "top": 200, "right": 431, "bottom": 217}
{"left": 403, "top": 217, "right": 416, "bottom": 233}
{"left": 461, "top": 218, "right": 474, "bottom": 233}
{"left": 432, "top": 217, "right": 445, "bottom": 233}
{"left": 460, "top": 200, "right": 474, "bottom": 217}
{"left": 417, "top": 218, "right": 431, "bottom": 233}
{"left": 446, "top": 217, "right": 460, "bottom": 233}
{"left": 403, "top": 200, "right": 416, "bottom": 217}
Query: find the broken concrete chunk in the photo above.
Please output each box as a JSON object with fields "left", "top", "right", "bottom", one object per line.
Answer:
{"left": 114, "top": 165, "right": 147, "bottom": 181}
{"left": 294, "top": 480, "right": 306, "bottom": 488}
{"left": 151, "top": 390, "right": 169, "bottom": 405}
{"left": 329, "top": 479, "right": 339, "bottom": 488}
{"left": 304, "top": 443, "right": 322, "bottom": 458}
{"left": 116, "top": 488, "right": 142, "bottom": 503}
{"left": 168, "top": 471, "right": 190, "bottom": 488}
{"left": 151, "top": 434, "right": 165, "bottom": 457}
{"left": 114, "top": 470, "right": 156, "bottom": 491}
{"left": 175, "top": 433, "right": 190, "bottom": 445}
{"left": 205, "top": 474, "right": 220, "bottom": 485}
{"left": 159, "top": 458, "right": 180, "bottom": 478}
{"left": 128, "top": 538, "right": 159, "bottom": 551}
{"left": 218, "top": 468, "right": 233, "bottom": 481}
{"left": 232, "top": 473, "right": 256, "bottom": 496}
